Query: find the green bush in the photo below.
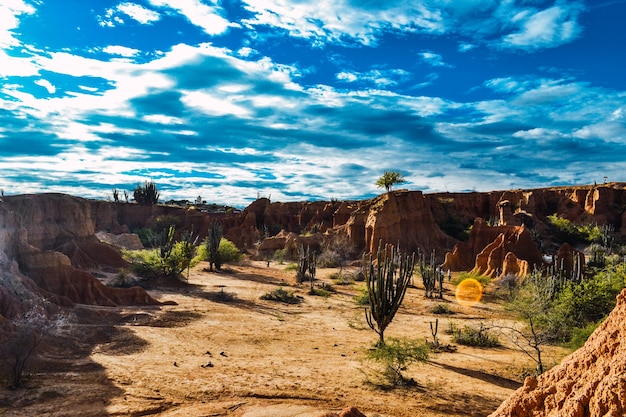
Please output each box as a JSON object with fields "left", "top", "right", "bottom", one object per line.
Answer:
{"left": 568, "top": 320, "right": 602, "bottom": 350}
{"left": 450, "top": 323, "right": 500, "bottom": 347}
{"left": 260, "top": 287, "right": 302, "bottom": 304}
{"left": 451, "top": 271, "right": 491, "bottom": 287}
{"left": 430, "top": 304, "right": 454, "bottom": 315}
{"left": 362, "top": 337, "right": 429, "bottom": 387}
{"left": 196, "top": 238, "right": 243, "bottom": 265}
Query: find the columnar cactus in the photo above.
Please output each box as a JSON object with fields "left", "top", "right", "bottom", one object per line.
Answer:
{"left": 364, "top": 241, "right": 415, "bottom": 346}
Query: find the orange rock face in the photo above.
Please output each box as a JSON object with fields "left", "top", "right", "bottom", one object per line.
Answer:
{"left": 489, "top": 288, "right": 626, "bottom": 417}
{"left": 0, "top": 194, "right": 159, "bottom": 319}
{"left": 442, "top": 219, "right": 543, "bottom": 278}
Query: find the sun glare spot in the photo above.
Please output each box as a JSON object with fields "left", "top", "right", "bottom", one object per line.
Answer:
{"left": 455, "top": 278, "right": 483, "bottom": 307}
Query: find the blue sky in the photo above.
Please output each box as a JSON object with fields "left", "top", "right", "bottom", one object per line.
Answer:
{"left": 1, "top": 0, "right": 625, "bottom": 206}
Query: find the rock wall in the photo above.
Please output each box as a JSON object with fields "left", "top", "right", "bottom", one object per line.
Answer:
{"left": 489, "top": 288, "right": 626, "bottom": 417}
{"left": 0, "top": 194, "right": 159, "bottom": 319}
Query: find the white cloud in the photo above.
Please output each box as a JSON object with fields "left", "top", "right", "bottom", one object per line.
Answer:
{"left": 117, "top": 2, "right": 161, "bottom": 24}
{"left": 0, "top": 0, "right": 35, "bottom": 48}
{"left": 103, "top": 45, "right": 141, "bottom": 57}
{"left": 34, "top": 79, "right": 55, "bottom": 94}
{"left": 419, "top": 51, "right": 451, "bottom": 67}
{"left": 148, "top": 0, "right": 232, "bottom": 35}
{"left": 501, "top": 4, "right": 583, "bottom": 50}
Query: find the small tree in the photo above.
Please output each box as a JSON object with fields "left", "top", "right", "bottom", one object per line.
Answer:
{"left": 376, "top": 171, "right": 406, "bottom": 193}
{"left": 205, "top": 219, "right": 223, "bottom": 271}
{"left": 1, "top": 305, "right": 71, "bottom": 388}
{"left": 133, "top": 180, "right": 160, "bottom": 205}
{"left": 501, "top": 272, "right": 556, "bottom": 375}
{"left": 364, "top": 242, "right": 415, "bottom": 346}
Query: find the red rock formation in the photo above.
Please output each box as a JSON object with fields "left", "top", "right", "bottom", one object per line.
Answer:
{"left": 442, "top": 219, "right": 543, "bottom": 278}
{"left": 489, "top": 288, "right": 626, "bottom": 417}
{"left": 349, "top": 190, "right": 456, "bottom": 256}
{"left": 0, "top": 194, "right": 159, "bottom": 316}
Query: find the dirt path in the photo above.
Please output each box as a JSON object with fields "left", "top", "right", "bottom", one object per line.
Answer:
{"left": 0, "top": 261, "right": 569, "bottom": 416}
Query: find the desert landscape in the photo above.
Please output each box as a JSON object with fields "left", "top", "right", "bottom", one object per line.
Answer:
{"left": 1, "top": 183, "right": 626, "bottom": 416}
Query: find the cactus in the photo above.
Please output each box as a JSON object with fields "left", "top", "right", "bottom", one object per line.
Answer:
{"left": 418, "top": 250, "right": 444, "bottom": 298}
{"left": 296, "top": 245, "right": 317, "bottom": 290}
{"left": 364, "top": 241, "right": 415, "bottom": 346}
{"left": 430, "top": 318, "right": 439, "bottom": 347}
{"left": 206, "top": 219, "right": 223, "bottom": 271}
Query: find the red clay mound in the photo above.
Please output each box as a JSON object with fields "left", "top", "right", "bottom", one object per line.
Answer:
{"left": 490, "top": 288, "right": 626, "bottom": 417}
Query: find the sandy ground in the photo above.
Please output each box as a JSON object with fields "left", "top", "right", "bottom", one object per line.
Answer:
{"left": 0, "top": 261, "right": 569, "bottom": 416}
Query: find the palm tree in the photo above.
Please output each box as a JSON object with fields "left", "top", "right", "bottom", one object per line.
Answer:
{"left": 376, "top": 171, "right": 406, "bottom": 192}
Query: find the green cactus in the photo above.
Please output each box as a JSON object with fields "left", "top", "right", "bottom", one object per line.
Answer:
{"left": 418, "top": 250, "right": 444, "bottom": 298}
{"left": 364, "top": 241, "right": 415, "bottom": 346}
{"left": 206, "top": 219, "right": 223, "bottom": 271}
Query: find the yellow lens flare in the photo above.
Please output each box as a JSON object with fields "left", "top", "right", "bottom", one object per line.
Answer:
{"left": 455, "top": 278, "right": 483, "bottom": 307}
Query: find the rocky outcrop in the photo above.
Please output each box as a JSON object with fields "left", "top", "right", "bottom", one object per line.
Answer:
{"left": 489, "top": 288, "right": 626, "bottom": 417}
{"left": 346, "top": 191, "right": 456, "bottom": 256}
{"left": 442, "top": 219, "right": 543, "bottom": 277}
{"left": 0, "top": 194, "right": 159, "bottom": 319}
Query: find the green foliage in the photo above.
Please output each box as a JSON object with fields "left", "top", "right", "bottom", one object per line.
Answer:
{"left": 197, "top": 238, "right": 242, "bottom": 266}
{"left": 364, "top": 242, "right": 415, "bottom": 345}
{"left": 548, "top": 264, "right": 626, "bottom": 342}
{"left": 451, "top": 271, "right": 491, "bottom": 287}
{"left": 124, "top": 227, "right": 198, "bottom": 280}
{"left": 362, "top": 337, "right": 429, "bottom": 387}
{"left": 260, "top": 287, "right": 302, "bottom": 304}
{"left": 354, "top": 287, "right": 370, "bottom": 305}
{"left": 568, "top": 320, "right": 602, "bottom": 350}
{"left": 284, "top": 263, "right": 298, "bottom": 271}
{"left": 546, "top": 214, "right": 604, "bottom": 245}
{"left": 133, "top": 180, "right": 159, "bottom": 205}
{"left": 375, "top": 171, "right": 406, "bottom": 193}
{"left": 450, "top": 323, "right": 500, "bottom": 347}
{"left": 272, "top": 249, "right": 287, "bottom": 264}
{"left": 309, "top": 283, "right": 335, "bottom": 298}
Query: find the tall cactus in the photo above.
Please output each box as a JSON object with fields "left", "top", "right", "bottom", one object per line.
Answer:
{"left": 364, "top": 241, "right": 415, "bottom": 346}
{"left": 418, "top": 249, "right": 444, "bottom": 298}
{"left": 206, "top": 219, "right": 223, "bottom": 271}
{"left": 296, "top": 245, "right": 317, "bottom": 289}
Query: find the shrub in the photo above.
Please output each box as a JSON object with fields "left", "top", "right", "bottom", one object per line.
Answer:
{"left": 273, "top": 249, "right": 287, "bottom": 264}
{"left": 568, "top": 320, "right": 602, "bottom": 350}
{"left": 451, "top": 271, "right": 491, "bottom": 287}
{"left": 196, "top": 238, "right": 243, "bottom": 267}
{"left": 362, "top": 337, "right": 429, "bottom": 387}
{"left": 354, "top": 287, "right": 370, "bottom": 306}
{"left": 430, "top": 303, "right": 454, "bottom": 315}
{"left": 260, "top": 287, "right": 302, "bottom": 304}
{"left": 450, "top": 323, "right": 500, "bottom": 347}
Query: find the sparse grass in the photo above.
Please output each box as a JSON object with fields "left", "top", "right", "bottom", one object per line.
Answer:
{"left": 284, "top": 263, "right": 298, "bottom": 271}
{"left": 451, "top": 271, "right": 491, "bottom": 287}
{"left": 449, "top": 322, "right": 500, "bottom": 348}
{"left": 354, "top": 287, "right": 369, "bottom": 306}
{"left": 430, "top": 303, "right": 454, "bottom": 315}
{"left": 260, "top": 287, "right": 302, "bottom": 304}
{"left": 309, "top": 282, "right": 335, "bottom": 298}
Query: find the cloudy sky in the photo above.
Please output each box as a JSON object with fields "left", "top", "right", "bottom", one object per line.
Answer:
{"left": 1, "top": 0, "right": 625, "bottom": 207}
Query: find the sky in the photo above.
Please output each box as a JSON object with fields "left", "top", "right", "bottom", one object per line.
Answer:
{"left": 1, "top": 0, "right": 625, "bottom": 207}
